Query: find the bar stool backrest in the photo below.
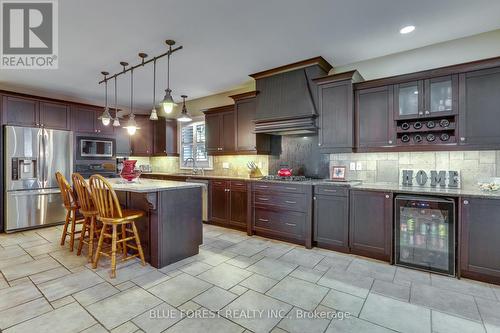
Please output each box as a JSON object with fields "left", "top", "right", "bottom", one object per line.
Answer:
{"left": 72, "top": 173, "right": 94, "bottom": 212}
{"left": 89, "top": 175, "right": 123, "bottom": 219}
{"left": 55, "top": 171, "right": 77, "bottom": 209}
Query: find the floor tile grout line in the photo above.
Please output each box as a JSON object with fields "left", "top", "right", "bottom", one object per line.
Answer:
{"left": 0, "top": 296, "right": 53, "bottom": 331}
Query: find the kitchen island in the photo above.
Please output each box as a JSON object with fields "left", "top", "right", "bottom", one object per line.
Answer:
{"left": 108, "top": 178, "right": 204, "bottom": 269}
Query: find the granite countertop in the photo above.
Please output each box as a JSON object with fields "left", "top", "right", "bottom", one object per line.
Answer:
{"left": 350, "top": 182, "right": 500, "bottom": 199}
{"left": 107, "top": 178, "right": 205, "bottom": 193}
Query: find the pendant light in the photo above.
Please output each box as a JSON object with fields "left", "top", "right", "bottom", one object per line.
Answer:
{"left": 98, "top": 71, "right": 112, "bottom": 126}
{"left": 161, "top": 40, "right": 177, "bottom": 115}
{"left": 112, "top": 75, "right": 120, "bottom": 126}
{"left": 150, "top": 59, "right": 159, "bottom": 120}
{"left": 177, "top": 95, "right": 192, "bottom": 122}
{"left": 123, "top": 68, "right": 139, "bottom": 135}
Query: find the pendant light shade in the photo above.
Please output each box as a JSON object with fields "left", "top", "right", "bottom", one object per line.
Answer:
{"left": 98, "top": 71, "right": 111, "bottom": 126}
{"left": 177, "top": 95, "right": 192, "bottom": 122}
{"left": 161, "top": 89, "right": 176, "bottom": 114}
{"left": 113, "top": 117, "right": 121, "bottom": 127}
{"left": 150, "top": 108, "right": 158, "bottom": 121}
{"left": 161, "top": 40, "right": 177, "bottom": 115}
{"left": 123, "top": 68, "right": 140, "bottom": 135}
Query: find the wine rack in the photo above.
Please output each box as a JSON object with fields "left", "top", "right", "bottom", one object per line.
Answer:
{"left": 396, "top": 115, "right": 456, "bottom": 145}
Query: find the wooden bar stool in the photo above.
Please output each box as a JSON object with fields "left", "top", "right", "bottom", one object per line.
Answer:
{"left": 89, "top": 175, "right": 146, "bottom": 278}
{"left": 56, "top": 172, "right": 84, "bottom": 252}
{"left": 72, "top": 173, "right": 100, "bottom": 262}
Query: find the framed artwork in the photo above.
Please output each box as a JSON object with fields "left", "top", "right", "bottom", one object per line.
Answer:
{"left": 331, "top": 166, "right": 346, "bottom": 180}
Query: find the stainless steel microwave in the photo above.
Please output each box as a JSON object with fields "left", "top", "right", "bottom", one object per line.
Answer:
{"left": 78, "top": 137, "right": 115, "bottom": 159}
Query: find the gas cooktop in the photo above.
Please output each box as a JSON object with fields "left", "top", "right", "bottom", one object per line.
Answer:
{"left": 260, "top": 175, "right": 311, "bottom": 182}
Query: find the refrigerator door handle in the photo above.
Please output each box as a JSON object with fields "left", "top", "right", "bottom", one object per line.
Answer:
{"left": 38, "top": 128, "right": 44, "bottom": 185}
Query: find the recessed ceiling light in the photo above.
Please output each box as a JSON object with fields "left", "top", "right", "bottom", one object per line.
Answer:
{"left": 400, "top": 25, "right": 415, "bottom": 34}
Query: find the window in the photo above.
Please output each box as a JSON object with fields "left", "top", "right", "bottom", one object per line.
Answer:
{"left": 179, "top": 119, "right": 213, "bottom": 169}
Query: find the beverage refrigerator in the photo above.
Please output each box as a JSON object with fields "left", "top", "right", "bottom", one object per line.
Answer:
{"left": 395, "top": 195, "right": 456, "bottom": 276}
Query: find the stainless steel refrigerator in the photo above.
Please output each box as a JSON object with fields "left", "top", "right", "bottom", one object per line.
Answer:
{"left": 4, "top": 126, "right": 73, "bottom": 232}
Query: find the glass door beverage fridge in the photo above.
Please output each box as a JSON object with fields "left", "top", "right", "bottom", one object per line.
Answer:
{"left": 395, "top": 195, "right": 456, "bottom": 276}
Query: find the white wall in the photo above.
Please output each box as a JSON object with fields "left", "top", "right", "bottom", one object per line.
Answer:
{"left": 331, "top": 29, "right": 500, "bottom": 80}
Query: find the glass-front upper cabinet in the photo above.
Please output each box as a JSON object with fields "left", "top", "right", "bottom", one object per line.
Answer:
{"left": 394, "top": 81, "right": 423, "bottom": 119}
{"left": 394, "top": 75, "right": 458, "bottom": 119}
{"left": 424, "top": 75, "right": 458, "bottom": 116}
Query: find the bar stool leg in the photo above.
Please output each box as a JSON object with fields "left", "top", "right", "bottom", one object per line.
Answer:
{"left": 60, "top": 210, "right": 70, "bottom": 246}
{"left": 111, "top": 224, "right": 118, "bottom": 278}
{"left": 131, "top": 221, "right": 146, "bottom": 266}
{"left": 93, "top": 223, "right": 106, "bottom": 269}
{"left": 77, "top": 217, "right": 88, "bottom": 256}
{"left": 88, "top": 216, "right": 95, "bottom": 263}
{"left": 69, "top": 210, "right": 77, "bottom": 252}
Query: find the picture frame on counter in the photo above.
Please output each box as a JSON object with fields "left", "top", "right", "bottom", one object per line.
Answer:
{"left": 331, "top": 166, "right": 346, "bottom": 180}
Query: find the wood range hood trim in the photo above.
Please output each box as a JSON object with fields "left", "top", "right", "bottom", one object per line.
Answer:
{"left": 251, "top": 56, "right": 333, "bottom": 136}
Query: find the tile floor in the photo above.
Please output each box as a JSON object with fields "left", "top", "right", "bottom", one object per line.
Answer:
{"left": 0, "top": 224, "right": 499, "bottom": 333}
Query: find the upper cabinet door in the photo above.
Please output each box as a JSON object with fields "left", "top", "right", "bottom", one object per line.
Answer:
{"left": 356, "top": 86, "right": 394, "bottom": 148}
{"left": 221, "top": 111, "right": 235, "bottom": 153}
{"left": 3, "top": 96, "right": 39, "bottom": 127}
{"left": 235, "top": 98, "right": 257, "bottom": 152}
{"left": 115, "top": 127, "right": 131, "bottom": 156}
{"left": 394, "top": 81, "right": 423, "bottom": 119}
{"left": 424, "top": 75, "right": 458, "bottom": 117}
{"left": 72, "top": 107, "right": 96, "bottom": 133}
{"left": 459, "top": 67, "right": 500, "bottom": 147}
{"left": 318, "top": 80, "right": 353, "bottom": 152}
{"left": 39, "top": 102, "right": 70, "bottom": 130}
{"left": 205, "top": 113, "right": 221, "bottom": 153}
{"left": 131, "top": 116, "right": 153, "bottom": 156}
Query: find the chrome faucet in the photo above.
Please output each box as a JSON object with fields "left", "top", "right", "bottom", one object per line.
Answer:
{"left": 184, "top": 157, "right": 199, "bottom": 174}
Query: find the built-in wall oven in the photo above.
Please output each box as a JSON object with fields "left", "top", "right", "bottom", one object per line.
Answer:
{"left": 77, "top": 137, "right": 115, "bottom": 160}
{"left": 395, "top": 195, "right": 456, "bottom": 276}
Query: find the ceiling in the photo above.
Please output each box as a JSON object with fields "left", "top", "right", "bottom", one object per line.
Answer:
{"left": 1, "top": 0, "right": 500, "bottom": 111}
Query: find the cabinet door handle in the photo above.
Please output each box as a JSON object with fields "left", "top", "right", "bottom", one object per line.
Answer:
{"left": 463, "top": 200, "right": 469, "bottom": 205}
{"left": 257, "top": 185, "right": 269, "bottom": 188}
{"left": 257, "top": 197, "right": 269, "bottom": 201}
{"left": 258, "top": 218, "right": 269, "bottom": 222}
{"left": 285, "top": 200, "right": 296, "bottom": 204}
{"left": 285, "top": 187, "right": 297, "bottom": 190}
{"left": 285, "top": 223, "right": 296, "bottom": 227}
{"left": 323, "top": 189, "right": 337, "bottom": 192}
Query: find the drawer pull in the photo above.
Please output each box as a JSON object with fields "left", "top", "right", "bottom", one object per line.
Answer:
{"left": 257, "top": 197, "right": 269, "bottom": 201}
{"left": 285, "top": 187, "right": 297, "bottom": 190}
{"left": 285, "top": 223, "right": 296, "bottom": 227}
{"left": 285, "top": 200, "right": 296, "bottom": 204}
{"left": 258, "top": 218, "right": 269, "bottom": 222}
{"left": 323, "top": 189, "right": 337, "bottom": 192}
{"left": 257, "top": 185, "right": 269, "bottom": 188}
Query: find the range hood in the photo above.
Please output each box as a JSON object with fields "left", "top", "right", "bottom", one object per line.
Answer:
{"left": 250, "top": 57, "right": 332, "bottom": 135}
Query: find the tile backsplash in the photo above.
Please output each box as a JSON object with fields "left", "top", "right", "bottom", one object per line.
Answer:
{"left": 140, "top": 155, "right": 269, "bottom": 178}
{"left": 330, "top": 151, "right": 500, "bottom": 189}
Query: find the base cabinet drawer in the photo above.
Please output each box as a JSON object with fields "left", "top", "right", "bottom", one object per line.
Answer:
{"left": 254, "top": 192, "right": 308, "bottom": 211}
{"left": 254, "top": 208, "right": 305, "bottom": 238}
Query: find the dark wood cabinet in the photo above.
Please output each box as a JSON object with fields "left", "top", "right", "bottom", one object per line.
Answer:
{"left": 252, "top": 182, "right": 313, "bottom": 248}
{"left": 203, "top": 105, "right": 236, "bottom": 155}
{"left": 315, "top": 71, "right": 363, "bottom": 153}
{"left": 130, "top": 115, "right": 153, "bottom": 156}
{"left": 2, "top": 95, "right": 39, "bottom": 127}
{"left": 356, "top": 86, "right": 395, "bottom": 149}
{"left": 2, "top": 95, "right": 72, "bottom": 130}
{"left": 72, "top": 106, "right": 98, "bottom": 133}
{"left": 153, "top": 118, "right": 178, "bottom": 156}
{"left": 349, "top": 190, "right": 392, "bottom": 262}
{"left": 209, "top": 179, "right": 249, "bottom": 231}
{"left": 115, "top": 127, "right": 131, "bottom": 156}
{"left": 40, "top": 102, "right": 70, "bottom": 130}
{"left": 313, "top": 186, "right": 349, "bottom": 253}
{"left": 230, "top": 92, "right": 271, "bottom": 154}
{"left": 459, "top": 67, "right": 500, "bottom": 147}
{"left": 460, "top": 197, "right": 500, "bottom": 284}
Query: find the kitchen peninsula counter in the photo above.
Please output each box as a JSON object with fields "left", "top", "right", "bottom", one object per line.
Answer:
{"left": 110, "top": 178, "right": 204, "bottom": 269}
